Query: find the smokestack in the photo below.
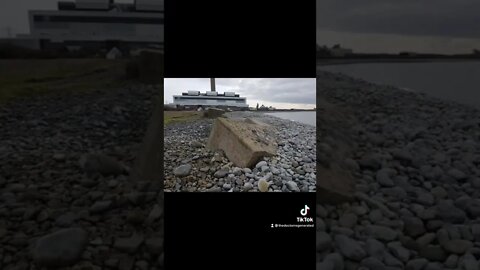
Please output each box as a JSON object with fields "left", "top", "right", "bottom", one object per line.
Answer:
{"left": 210, "top": 78, "right": 216, "bottom": 92}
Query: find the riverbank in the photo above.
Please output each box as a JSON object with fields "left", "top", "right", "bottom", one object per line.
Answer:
{"left": 164, "top": 111, "right": 316, "bottom": 192}
{"left": 259, "top": 109, "right": 316, "bottom": 112}
{"left": 316, "top": 70, "right": 480, "bottom": 269}
{"left": 317, "top": 57, "right": 480, "bottom": 66}
{"left": 319, "top": 61, "right": 480, "bottom": 109}
{"left": 0, "top": 59, "right": 128, "bottom": 103}
{"left": 0, "top": 83, "right": 164, "bottom": 268}
{"left": 265, "top": 111, "right": 316, "bottom": 126}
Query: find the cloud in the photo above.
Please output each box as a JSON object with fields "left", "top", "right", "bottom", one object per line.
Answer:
{"left": 317, "top": 0, "right": 480, "bottom": 39}
{"left": 316, "top": 0, "right": 480, "bottom": 53}
{"left": 164, "top": 78, "right": 316, "bottom": 109}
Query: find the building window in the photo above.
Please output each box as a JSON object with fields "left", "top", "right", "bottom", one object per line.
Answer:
{"left": 176, "top": 97, "right": 242, "bottom": 102}
{"left": 33, "top": 15, "right": 164, "bottom": 24}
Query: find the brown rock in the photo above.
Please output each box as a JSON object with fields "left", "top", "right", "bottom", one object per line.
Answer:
{"left": 206, "top": 118, "right": 277, "bottom": 168}
{"left": 113, "top": 233, "right": 144, "bottom": 254}
{"left": 442, "top": 239, "right": 473, "bottom": 254}
{"left": 418, "top": 245, "right": 447, "bottom": 262}
{"left": 317, "top": 165, "right": 354, "bottom": 204}
{"left": 316, "top": 94, "right": 357, "bottom": 204}
{"left": 79, "top": 153, "right": 125, "bottom": 176}
{"left": 33, "top": 228, "right": 88, "bottom": 267}
{"left": 137, "top": 49, "right": 163, "bottom": 84}
{"left": 145, "top": 237, "right": 164, "bottom": 254}
{"left": 204, "top": 108, "right": 225, "bottom": 118}
{"left": 119, "top": 255, "right": 135, "bottom": 270}
{"left": 129, "top": 96, "right": 163, "bottom": 188}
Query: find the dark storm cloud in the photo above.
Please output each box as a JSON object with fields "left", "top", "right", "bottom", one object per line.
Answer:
{"left": 317, "top": 0, "right": 480, "bottom": 39}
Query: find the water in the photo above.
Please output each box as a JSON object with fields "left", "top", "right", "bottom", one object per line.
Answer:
{"left": 319, "top": 61, "right": 480, "bottom": 108}
{"left": 266, "top": 111, "right": 316, "bottom": 126}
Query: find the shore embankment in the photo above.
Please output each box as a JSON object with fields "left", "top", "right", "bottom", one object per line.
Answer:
{"left": 0, "top": 82, "right": 165, "bottom": 268}
{"left": 163, "top": 111, "right": 316, "bottom": 192}
{"left": 316, "top": 70, "right": 480, "bottom": 269}
{"left": 317, "top": 57, "right": 480, "bottom": 66}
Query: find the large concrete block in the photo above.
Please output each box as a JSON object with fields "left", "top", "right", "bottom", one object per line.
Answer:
{"left": 129, "top": 95, "right": 163, "bottom": 188}
{"left": 317, "top": 165, "right": 354, "bottom": 204}
{"left": 316, "top": 95, "right": 356, "bottom": 203}
{"left": 244, "top": 118, "right": 270, "bottom": 127}
{"left": 207, "top": 118, "right": 277, "bottom": 168}
{"left": 204, "top": 108, "right": 225, "bottom": 118}
{"left": 138, "top": 49, "right": 164, "bottom": 84}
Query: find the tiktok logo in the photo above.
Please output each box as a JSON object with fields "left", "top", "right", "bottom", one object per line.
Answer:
{"left": 297, "top": 205, "right": 313, "bottom": 222}
{"left": 300, "top": 205, "right": 310, "bottom": 216}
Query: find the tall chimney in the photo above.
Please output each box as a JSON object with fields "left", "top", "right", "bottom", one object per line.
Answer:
{"left": 210, "top": 78, "right": 216, "bottom": 92}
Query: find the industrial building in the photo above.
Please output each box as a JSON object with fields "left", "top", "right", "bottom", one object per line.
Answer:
{"left": 5, "top": 0, "right": 163, "bottom": 52}
{"left": 328, "top": 44, "right": 353, "bottom": 57}
{"left": 173, "top": 91, "right": 249, "bottom": 110}
{"left": 172, "top": 79, "right": 249, "bottom": 110}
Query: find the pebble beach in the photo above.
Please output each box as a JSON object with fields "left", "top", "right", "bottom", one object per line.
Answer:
{"left": 164, "top": 111, "right": 317, "bottom": 192}
{"left": 0, "top": 84, "right": 165, "bottom": 269}
{"left": 316, "top": 70, "right": 480, "bottom": 269}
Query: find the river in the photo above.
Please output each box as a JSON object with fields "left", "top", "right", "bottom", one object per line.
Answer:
{"left": 318, "top": 61, "right": 480, "bottom": 108}
{"left": 266, "top": 111, "right": 316, "bottom": 126}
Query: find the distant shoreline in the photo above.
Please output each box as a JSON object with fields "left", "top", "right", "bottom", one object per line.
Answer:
{"left": 317, "top": 57, "right": 480, "bottom": 66}
{"left": 258, "top": 109, "right": 316, "bottom": 112}
{"left": 163, "top": 109, "right": 316, "bottom": 112}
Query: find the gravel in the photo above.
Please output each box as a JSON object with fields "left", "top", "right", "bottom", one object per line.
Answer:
{"left": 316, "top": 70, "right": 480, "bottom": 269}
{"left": 33, "top": 228, "right": 88, "bottom": 267}
{"left": 335, "top": 234, "right": 367, "bottom": 261}
{"left": 164, "top": 111, "right": 316, "bottom": 192}
{"left": 0, "top": 84, "right": 164, "bottom": 268}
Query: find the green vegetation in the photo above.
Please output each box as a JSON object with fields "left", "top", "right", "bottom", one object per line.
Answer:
{"left": 164, "top": 111, "right": 204, "bottom": 125}
{"left": 0, "top": 59, "right": 128, "bottom": 103}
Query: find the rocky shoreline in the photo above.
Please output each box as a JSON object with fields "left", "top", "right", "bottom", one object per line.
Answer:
{"left": 316, "top": 70, "right": 480, "bottom": 269}
{"left": 164, "top": 111, "right": 316, "bottom": 192}
{"left": 0, "top": 84, "right": 164, "bottom": 269}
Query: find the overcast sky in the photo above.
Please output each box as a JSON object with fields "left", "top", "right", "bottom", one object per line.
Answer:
{"left": 164, "top": 78, "right": 316, "bottom": 110}
{"left": 0, "top": 0, "right": 133, "bottom": 36}
{"left": 3, "top": 1, "right": 479, "bottom": 54}
{"left": 317, "top": 0, "right": 480, "bottom": 54}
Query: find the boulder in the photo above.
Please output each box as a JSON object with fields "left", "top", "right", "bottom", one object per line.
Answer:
{"left": 79, "top": 153, "right": 125, "bottom": 176}
{"left": 114, "top": 233, "right": 144, "bottom": 254}
{"left": 206, "top": 118, "right": 277, "bottom": 168}
{"left": 204, "top": 108, "right": 225, "bottom": 118}
{"left": 137, "top": 49, "right": 164, "bottom": 84}
{"left": 173, "top": 164, "right": 192, "bottom": 177}
{"left": 317, "top": 165, "right": 355, "bottom": 204}
{"left": 244, "top": 118, "right": 270, "bottom": 127}
{"left": 33, "top": 228, "right": 88, "bottom": 267}
{"left": 129, "top": 96, "right": 163, "bottom": 188}
{"left": 335, "top": 235, "right": 367, "bottom": 261}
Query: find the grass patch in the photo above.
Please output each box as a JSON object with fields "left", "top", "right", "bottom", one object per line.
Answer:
{"left": 164, "top": 111, "right": 204, "bottom": 125}
{"left": 0, "top": 59, "right": 128, "bottom": 103}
